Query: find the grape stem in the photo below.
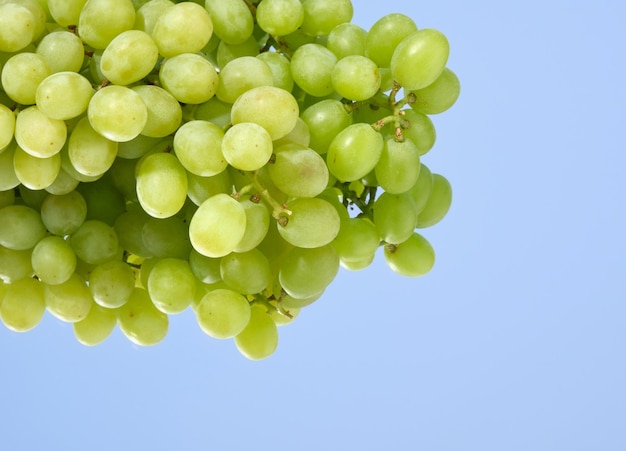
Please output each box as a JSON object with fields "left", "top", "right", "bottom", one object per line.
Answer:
{"left": 248, "top": 171, "right": 293, "bottom": 221}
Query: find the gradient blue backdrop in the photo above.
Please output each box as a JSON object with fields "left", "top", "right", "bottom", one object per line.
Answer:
{"left": 2, "top": 1, "right": 625, "bottom": 450}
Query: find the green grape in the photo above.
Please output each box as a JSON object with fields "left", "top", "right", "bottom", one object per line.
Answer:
{"left": 151, "top": 2, "right": 212, "bottom": 57}
{"left": 159, "top": 53, "right": 219, "bottom": 104}
{"left": 327, "top": 23, "right": 367, "bottom": 58}
{"left": 0, "top": 3, "right": 35, "bottom": 52}
{"left": 1, "top": 52, "right": 50, "bottom": 105}
{"left": 0, "top": 104, "right": 15, "bottom": 151}
{"left": 332, "top": 217, "right": 380, "bottom": 263}
{"left": 100, "top": 30, "right": 159, "bottom": 85}
{"left": 31, "top": 236, "right": 77, "bottom": 285}
{"left": 73, "top": 303, "right": 117, "bottom": 346}
{"left": 117, "top": 134, "right": 163, "bottom": 160}
{"left": 0, "top": 145, "right": 20, "bottom": 191}
{"left": 117, "top": 287, "right": 168, "bottom": 346}
{"left": 17, "top": 185, "right": 46, "bottom": 210}
{"left": 78, "top": 0, "right": 136, "bottom": 50}
{"left": 147, "top": 258, "right": 195, "bottom": 314}
{"left": 410, "top": 67, "right": 461, "bottom": 114}
{"left": 407, "top": 163, "right": 433, "bottom": 214}
{"left": 196, "top": 288, "right": 251, "bottom": 339}
{"left": 141, "top": 216, "right": 191, "bottom": 259}
{"left": 231, "top": 86, "right": 299, "bottom": 141}
{"left": 391, "top": 29, "right": 450, "bottom": 91}
{"left": 384, "top": 233, "right": 435, "bottom": 277}
{"left": 375, "top": 137, "right": 421, "bottom": 194}
{"left": 36, "top": 72, "right": 94, "bottom": 121}
{"left": 340, "top": 254, "right": 375, "bottom": 271}
{"left": 0, "top": 246, "right": 33, "bottom": 283}
{"left": 234, "top": 198, "right": 271, "bottom": 253}
{"left": 13, "top": 145, "right": 61, "bottom": 190}
{"left": 67, "top": 117, "right": 118, "bottom": 177}
{"left": 44, "top": 272, "right": 93, "bottom": 322}
{"left": 136, "top": 152, "right": 188, "bottom": 218}
{"left": 365, "top": 13, "right": 417, "bottom": 67}
{"left": 326, "top": 123, "right": 383, "bottom": 182}
{"left": 0, "top": 277, "right": 45, "bottom": 332}
{"left": 256, "top": 0, "right": 304, "bottom": 36}
{"left": 272, "top": 117, "right": 310, "bottom": 149}
{"left": 204, "top": 0, "right": 253, "bottom": 45}
{"left": 47, "top": 0, "right": 87, "bottom": 27}
{"left": 40, "top": 191, "right": 87, "bottom": 236}
{"left": 278, "top": 244, "right": 339, "bottom": 299}
{"left": 189, "top": 248, "right": 222, "bottom": 284}
{"left": 87, "top": 85, "right": 148, "bottom": 142}
{"left": 400, "top": 109, "right": 436, "bottom": 156}
{"left": 277, "top": 197, "right": 341, "bottom": 248}
{"left": 331, "top": 55, "right": 381, "bottom": 101}
{"left": 88, "top": 260, "right": 135, "bottom": 308}
{"left": 220, "top": 249, "right": 271, "bottom": 295}
{"left": 132, "top": 85, "right": 182, "bottom": 138}
{"left": 300, "top": 0, "right": 353, "bottom": 37}
{"left": 234, "top": 303, "right": 278, "bottom": 360}
{"left": 372, "top": 192, "right": 418, "bottom": 244}
{"left": 290, "top": 43, "right": 337, "bottom": 97}
{"left": 0, "top": 205, "right": 46, "bottom": 250}
{"left": 14, "top": 106, "right": 66, "bottom": 158}
{"left": 113, "top": 208, "right": 154, "bottom": 257}
{"left": 186, "top": 170, "right": 232, "bottom": 206}
{"left": 109, "top": 157, "right": 138, "bottom": 202}
{"left": 216, "top": 37, "right": 259, "bottom": 68}
{"left": 301, "top": 99, "right": 352, "bottom": 154}
{"left": 190, "top": 96, "right": 232, "bottom": 129}
{"left": 268, "top": 147, "right": 329, "bottom": 198}
{"left": 221, "top": 122, "right": 273, "bottom": 171}
{"left": 70, "top": 220, "right": 119, "bottom": 265}
{"left": 0, "top": 189, "right": 14, "bottom": 209}
{"left": 10, "top": 0, "right": 47, "bottom": 40}
{"left": 173, "top": 120, "right": 226, "bottom": 176}
{"left": 77, "top": 174, "right": 126, "bottom": 225}
{"left": 35, "top": 31, "right": 85, "bottom": 73}
{"left": 44, "top": 167, "right": 80, "bottom": 196}
{"left": 316, "top": 187, "right": 350, "bottom": 221}
{"left": 134, "top": 0, "right": 174, "bottom": 34}
{"left": 215, "top": 56, "right": 274, "bottom": 104}
{"left": 416, "top": 173, "right": 452, "bottom": 228}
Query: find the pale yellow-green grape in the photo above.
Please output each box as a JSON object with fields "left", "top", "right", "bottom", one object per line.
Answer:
{"left": 189, "top": 193, "right": 246, "bottom": 258}
{"left": 410, "top": 67, "right": 461, "bottom": 115}
{"left": 70, "top": 220, "right": 119, "bottom": 265}
{"left": 131, "top": 85, "right": 182, "bottom": 138}
{"left": 113, "top": 209, "right": 154, "bottom": 258}
{"left": 234, "top": 303, "right": 278, "bottom": 360}
{"left": 216, "top": 36, "right": 259, "bottom": 68}
{"left": 0, "top": 205, "right": 46, "bottom": 250}
{"left": 186, "top": 169, "right": 232, "bottom": 206}
{"left": 173, "top": 120, "right": 226, "bottom": 176}
{"left": 151, "top": 1, "right": 213, "bottom": 57}
{"left": 300, "top": 0, "right": 353, "bottom": 36}
{"left": 14, "top": 106, "right": 66, "bottom": 158}
{"left": 47, "top": 0, "right": 86, "bottom": 27}
{"left": 384, "top": 233, "right": 435, "bottom": 277}
{"left": 332, "top": 217, "right": 380, "bottom": 263}
{"left": 331, "top": 55, "right": 381, "bottom": 101}
{"left": 134, "top": 0, "right": 174, "bottom": 34}
{"left": 391, "top": 29, "right": 450, "bottom": 91}
{"left": 44, "top": 272, "right": 93, "bottom": 322}
{"left": 234, "top": 198, "right": 271, "bottom": 253}
{"left": 0, "top": 189, "right": 14, "bottom": 209}
{"left": 204, "top": 0, "right": 254, "bottom": 45}
{"left": 190, "top": 97, "right": 232, "bottom": 129}
{"left": 220, "top": 249, "right": 271, "bottom": 295}
{"left": 277, "top": 197, "right": 340, "bottom": 248}
{"left": 375, "top": 138, "right": 421, "bottom": 194}
{"left": 13, "top": 146, "right": 61, "bottom": 190}
{"left": 1, "top": 52, "right": 50, "bottom": 105}
{"left": 147, "top": 258, "right": 195, "bottom": 314}
{"left": 215, "top": 56, "right": 274, "bottom": 104}
{"left": 100, "top": 30, "right": 159, "bottom": 85}
{"left": 231, "top": 86, "right": 299, "bottom": 141}
{"left": 373, "top": 192, "right": 419, "bottom": 245}
{"left": 273, "top": 117, "right": 311, "bottom": 149}
{"left": 401, "top": 109, "right": 436, "bottom": 156}
{"left": 88, "top": 50, "right": 106, "bottom": 85}
{"left": 0, "top": 104, "right": 15, "bottom": 151}
{"left": 278, "top": 245, "right": 339, "bottom": 299}
{"left": 327, "top": 23, "right": 367, "bottom": 58}
{"left": 256, "top": 52, "right": 294, "bottom": 93}
{"left": 416, "top": 173, "right": 453, "bottom": 228}
{"left": 87, "top": 85, "right": 148, "bottom": 142}
{"left": 136, "top": 152, "right": 188, "bottom": 218}
{"left": 221, "top": 123, "right": 273, "bottom": 171}
{"left": 88, "top": 260, "right": 135, "bottom": 308}
{"left": 0, "top": 3, "right": 35, "bottom": 52}
{"left": 268, "top": 147, "right": 329, "bottom": 198}
{"left": 117, "top": 287, "right": 168, "bottom": 346}
{"left": 301, "top": 99, "right": 352, "bottom": 154}
{"left": 316, "top": 187, "right": 350, "bottom": 221}
{"left": 73, "top": 303, "right": 117, "bottom": 346}
{"left": 31, "top": 236, "right": 77, "bottom": 285}
{"left": 159, "top": 53, "right": 219, "bottom": 104}
{"left": 290, "top": 44, "right": 337, "bottom": 97}
{"left": 142, "top": 216, "right": 192, "bottom": 259}
{"left": 256, "top": 0, "right": 304, "bottom": 36}
{"left": 68, "top": 117, "right": 118, "bottom": 176}
{"left": 406, "top": 163, "right": 433, "bottom": 214}
{"left": 35, "top": 31, "right": 85, "bottom": 73}
{"left": 365, "top": 13, "right": 417, "bottom": 67}
{"left": 78, "top": 0, "right": 136, "bottom": 49}
{"left": 116, "top": 135, "right": 164, "bottom": 160}
{"left": 44, "top": 167, "right": 80, "bottom": 196}
{"left": 189, "top": 248, "right": 222, "bottom": 284}
{"left": 40, "top": 191, "right": 87, "bottom": 236}
{"left": 36, "top": 72, "right": 94, "bottom": 121}
{"left": 0, "top": 277, "right": 45, "bottom": 332}
{"left": 0, "top": 246, "right": 33, "bottom": 283}
{"left": 340, "top": 254, "right": 375, "bottom": 271}
{"left": 196, "top": 288, "right": 251, "bottom": 339}
{"left": 326, "top": 123, "right": 383, "bottom": 181}
{"left": 9, "top": 0, "right": 47, "bottom": 41}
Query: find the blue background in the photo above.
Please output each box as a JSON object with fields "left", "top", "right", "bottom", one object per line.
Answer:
{"left": 2, "top": 1, "right": 625, "bottom": 450}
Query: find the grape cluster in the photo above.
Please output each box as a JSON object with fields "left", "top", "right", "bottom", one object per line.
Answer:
{"left": 0, "top": 0, "right": 459, "bottom": 360}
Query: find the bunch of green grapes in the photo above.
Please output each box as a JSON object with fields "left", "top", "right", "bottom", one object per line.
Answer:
{"left": 0, "top": 0, "right": 460, "bottom": 360}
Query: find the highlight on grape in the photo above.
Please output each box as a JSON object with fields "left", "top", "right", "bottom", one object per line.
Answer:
{"left": 0, "top": 0, "right": 460, "bottom": 360}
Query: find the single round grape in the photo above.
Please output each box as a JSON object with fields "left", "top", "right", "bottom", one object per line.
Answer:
{"left": 73, "top": 303, "right": 117, "bottom": 346}
{"left": 410, "top": 67, "right": 461, "bottom": 114}
{"left": 234, "top": 304, "right": 278, "bottom": 360}
{"left": 373, "top": 192, "right": 419, "bottom": 244}
{"left": 31, "top": 236, "right": 77, "bottom": 285}
{"left": 159, "top": 53, "right": 219, "bottom": 104}
{"left": 221, "top": 122, "right": 273, "bottom": 171}
{"left": 186, "top": 170, "right": 232, "bottom": 206}
{"left": 136, "top": 152, "right": 188, "bottom": 219}
{"left": 36, "top": 72, "right": 94, "bottom": 121}
{"left": 0, "top": 246, "right": 33, "bottom": 284}
{"left": 132, "top": 84, "right": 183, "bottom": 138}
{"left": 365, "top": 13, "right": 417, "bottom": 67}
{"left": 151, "top": 2, "right": 213, "bottom": 57}
{"left": 48, "top": 0, "right": 87, "bottom": 27}
{"left": 401, "top": 109, "right": 437, "bottom": 156}
{"left": 375, "top": 138, "right": 421, "bottom": 194}
{"left": 256, "top": 52, "right": 294, "bottom": 93}
{"left": 216, "top": 36, "right": 258, "bottom": 68}
{"left": 196, "top": 288, "right": 251, "bottom": 339}
{"left": 142, "top": 216, "right": 192, "bottom": 259}
{"left": 384, "top": 233, "right": 435, "bottom": 277}
{"left": 78, "top": 0, "right": 136, "bottom": 50}
{"left": 13, "top": 146, "right": 61, "bottom": 190}
{"left": 256, "top": 0, "right": 304, "bottom": 36}
{"left": 326, "top": 123, "right": 383, "bottom": 182}
{"left": 0, "top": 205, "right": 46, "bottom": 250}
{"left": 331, "top": 55, "right": 381, "bottom": 101}
{"left": 44, "top": 272, "right": 93, "bottom": 323}
{"left": 117, "top": 287, "right": 169, "bottom": 346}
{"left": 215, "top": 56, "right": 274, "bottom": 104}
{"left": 301, "top": 99, "right": 352, "bottom": 154}
{"left": 40, "top": 191, "right": 87, "bottom": 236}
{"left": 44, "top": 168, "right": 80, "bottom": 196}
{"left": 204, "top": 0, "right": 253, "bottom": 45}
{"left": 407, "top": 163, "right": 433, "bottom": 214}
{"left": 332, "top": 217, "right": 380, "bottom": 263}
{"left": 68, "top": 117, "right": 118, "bottom": 177}
{"left": 88, "top": 85, "right": 148, "bottom": 142}
{"left": 278, "top": 244, "right": 339, "bottom": 299}
{"left": 173, "top": 120, "right": 226, "bottom": 176}
{"left": 100, "top": 30, "right": 159, "bottom": 85}
{"left": 88, "top": 260, "right": 135, "bottom": 309}
{"left": 277, "top": 197, "right": 340, "bottom": 249}
{"left": 1, "top": 52, "right": 50, "bottom": 105}
{"left": 0, "top": 3, "right": 35, "bottom": 52}
{"left": 300, "top": 0, "right": 353, "bottom": 36}
{"left": 36, "top": 30, "right": 85, "bottom": 73}
{"left": 220, "top": 249, "right": 271, "bottom": 295}
{"left": 416, "top": 173, "right": 453, "bottom": 228}
{"left": 268, "top": 147, "right": 329, "bottom": 198}
{"left": 148, "top": 258, "right": 195, "bottom": 314}
{"left": 290, "top": 44, "right": 337, "bottom": 97}
{"left": 273, "top": 117, "right": 310, "bottom": 149}
{"left": 134, "top": 0, "right": 174, "bottom": 34}
{"left": 327, "top": 23, "right": 367, "bottom": 58}
{"left": 235, "top": 198, "right": 271, "bottom": 253}
{"left": 70, "top": 220, "right": 119, "bottom": 265}
{"left": 15, "top": 106, "right": 67, "bottom": 158}
{"left": 189, "top": 249, "right": 222, "bottom": 284}
{"left": 0, "top": 277, "right": 45, "bottom": 332}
